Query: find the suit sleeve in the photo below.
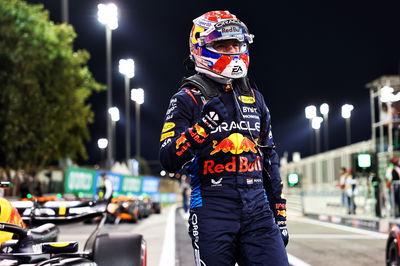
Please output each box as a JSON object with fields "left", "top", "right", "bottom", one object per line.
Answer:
{"left": 159, "top": 90, "right": 198, "bottom": 172}
{"left": 258, "top": 92, "right": 287, "bottom": 221}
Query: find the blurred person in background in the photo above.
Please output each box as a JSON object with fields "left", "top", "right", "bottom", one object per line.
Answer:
{"left": 19, "top": 175, "right": 30, "bottom": 199}
{"left": 97, "top": 172, "right": 113, "bottom": 202}
{"left": 33, "top": 177, "right": 43, "bottom": 197}
{"left": 338, "top": 167, "right": 348, "bottom": 207}
{"left": 390, "top": 157, "right": 400, "bottom": 217}
{"left": 345, "top": 168, "right": 357, "bottom": 215}
{"left": 368, "top": 172, "right": 382, "bottom": 217}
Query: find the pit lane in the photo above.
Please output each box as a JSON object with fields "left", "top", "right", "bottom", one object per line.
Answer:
{"left": 57, "top": 205, "right": 388, "bottom": 266}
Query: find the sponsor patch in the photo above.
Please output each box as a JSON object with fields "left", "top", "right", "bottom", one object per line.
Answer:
{"left": 277, "top": 210, "right": 286, "bottom": 217}
{"left": 276, "top": 203, "right": 286, "bottom": 209}
{"left": 243, "top": 107, "right": 257, "bottom": 113}
{"left": 211, "top": 121, "right": 260, "bottom": 133}
{"left": 188, "top": 128, "right": 206, "bottom": 145}
{"left": 165, "top": 114, "right": 174, "bottom": 120}
{"left": 210, "top": 133, "right": 257, "bottom": 155}
{"left": 176, "top": 141, "right": 191, "bottom": 156}
{"left": 166, "top": 104, "right": 177, "bottom": 115}
{"left": 161, "top": 138, "right": 172, "bottom": 148}
{"left": 221, "top": 25, "right": 242, "bottom": 36}
{"left": 175, "top": 133, "right": 187, "bottom": 149}
{"left": 211, "top": 178, "right": 223, "bottom": 187}
{"left": 162, "top": 122, "right": 175, "bottom": 133}
{"left": 238, "top": 96, "right": 255, "bottom": 104}
{"left": 203, "top": 156, "right": 262, "bottom": 175}
{"left": 194, "top": 123, "right": 208, "bottom": 138}
{"left": 160, "top": 131, "right": 174, "bottom": 141}
{"left": 231, "top": 65, "right": 243, "bottom": 75}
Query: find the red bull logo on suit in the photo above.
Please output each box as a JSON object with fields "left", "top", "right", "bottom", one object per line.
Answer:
{"left": 210, "top": 133, "right": 258, "bottom": 155}
{"left": 203, "top": 156, "right": 262, "bottom": 175}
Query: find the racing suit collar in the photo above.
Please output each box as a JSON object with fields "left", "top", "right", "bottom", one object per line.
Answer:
{"left": 204, "top": 73, "right": 233, "bottom": 85}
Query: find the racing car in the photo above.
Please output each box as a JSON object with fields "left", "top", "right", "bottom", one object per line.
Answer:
{"left": 0, "top": 209, "right": 147, "bottom": 265}
{"left": 107, "top": 195, "right": 141, "bottom": 223}
{"left": 106, "top": 195, "right": 161, "bottom": 223}
{"left": 0, "top": 183, "right": 147, "bottom": 265}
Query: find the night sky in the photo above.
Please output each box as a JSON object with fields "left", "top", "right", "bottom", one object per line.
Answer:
{"left": 27, "top": 0, "right": 400, "bottom": 171}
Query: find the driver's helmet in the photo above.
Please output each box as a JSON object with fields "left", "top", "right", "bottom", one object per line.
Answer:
{"left": 189, "top": 10, "right": 254, "bottom": 79}
{"left": 0, "top": 197, "right": 25, "bottom": 244}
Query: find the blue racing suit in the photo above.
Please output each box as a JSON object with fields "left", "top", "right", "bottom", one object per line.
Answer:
{"left": 159, "top": 74, "right": 288, "bottom": 266}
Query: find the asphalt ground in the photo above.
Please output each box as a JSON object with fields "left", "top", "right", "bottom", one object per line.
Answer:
{"left": 286, "top": 214, "right": 387, "bottom": 266}
{"left": 175, "top": 208, "right": 193, "bottom": 266}
{"left": 57, "top": 205, "right": 389, "bottom": 266}
{"left": 174, "top": 207, "right": 389, "bottom": 266}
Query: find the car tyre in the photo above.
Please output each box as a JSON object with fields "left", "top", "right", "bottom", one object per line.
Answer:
{"left": 92, "top": 233, "right": 146, "bottom": 266}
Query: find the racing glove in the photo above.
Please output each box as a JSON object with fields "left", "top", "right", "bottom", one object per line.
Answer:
{"left": 184, "top": 97, "right": 228, "bottom": 148}
{"left": 272, "top": 200, "right": 289, "bottom": 247}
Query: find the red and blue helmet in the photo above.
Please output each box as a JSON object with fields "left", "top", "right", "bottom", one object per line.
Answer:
{"left": 189, "top": 11, "right": 254, "bottom": 79}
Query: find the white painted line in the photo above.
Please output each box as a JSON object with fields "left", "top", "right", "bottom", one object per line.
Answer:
{"left": 159, "top": 204, "right": 176, "bottom": 266}
{"left": 292, "top": 216, "right": 387, "bottom": 238}
{"left": 288, "top": 253, "right": 312, "bottom": 266}
{"left": 290, "top": 234, "right": 386, "bottom": 239}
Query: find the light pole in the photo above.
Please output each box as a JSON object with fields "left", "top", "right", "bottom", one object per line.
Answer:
{"left": 108, "top": 107, "right": 120, "bottom": 165}
{"left": 131, "top": 88, "right": 144, "bottom": 158}
{"left": 320, "top": 103, "right": 329, "bottom": 151}
{"left": 119, "top": 59, "right": 135, "bottom": 162}
{"left": 97, "top": 3, "right": 118, "bottom": 169}
{"left": 341, "top": 104, "right": 354, "bottom": 145}
{"left": 311, "top": 116, "right": 323, "bottom": 154}
{"left": 61, "top": 0, "right": 69, "bottom": 23}
{"left": 97, "top": 138, "right": 108, "bottom": 168}
{"left": 380, "top": 85, "right": 400, "bottom": 152}
{"left": 305, "top": 105, "right": 317, "bottom": 154}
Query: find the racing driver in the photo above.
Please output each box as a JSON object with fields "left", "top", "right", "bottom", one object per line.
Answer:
{"left": 159, "top": 10, "right": 289, "bottom": 266}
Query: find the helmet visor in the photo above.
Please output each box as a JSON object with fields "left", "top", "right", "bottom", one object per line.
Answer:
{"left": 198, "top": 19, "right": 254, "bottom": 46}
{"left": 205, "top": 40, "right": 249, "bottom": 55}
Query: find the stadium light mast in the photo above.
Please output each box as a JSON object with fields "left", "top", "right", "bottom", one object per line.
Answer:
{"left": 98, "top": 3, "right": 118, "bottom": 169}
{"left": 311, "top": 116, "right": 323, "bottom": 154}
{"left": 341, "top": 104, "right": 354, "bottom": 146}
{"left": 320, "top": 103, "right": 329, "bottom": 151}
{"left": 119, "top": 59, "right": 135, "bottom": 162}
{"left": 131, "top": 88, "right": 144, "bottom": 158}
{"left": 305, "top": 105, "right": 317, "bottom": 154}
